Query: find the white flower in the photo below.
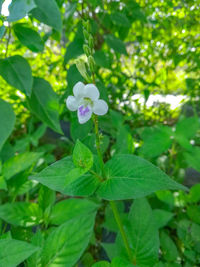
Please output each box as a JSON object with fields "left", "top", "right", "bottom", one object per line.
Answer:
{"left": 66, "top": 82, "right": 108, "bottom": 124}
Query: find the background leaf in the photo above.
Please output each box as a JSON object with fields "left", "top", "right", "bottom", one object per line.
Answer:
{"left": 0, "top": 99, "right": 15, "bottom": 150}
{"left": 0, "top": 238, "right": 39, "bottom": 267}
{"left": 13, "top": 23, "right": 44, "bottom": 52}
{"left": 41, "top": 214, "right": 96, "bottom": 267}
{"left": 31, "top": 0, "right": 62, "bottom": 31}
{"left": 0, "top": 55, "right": 33, "bottom": 96}
{"left": 28, "top": 77, "right": 63, "bottom": 134}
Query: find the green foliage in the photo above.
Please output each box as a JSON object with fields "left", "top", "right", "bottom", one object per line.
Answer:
{"left": 97, "top": 154, "right": 186, "bottom": 200}
{"left": 73, "top": 140, "right": 93, "bottom": 170}
{"left": 0, "top": 55, "right": 33, "bottom": 96}
{"left": 0, "top": 99, "right": 15, "bottom": 150}
{"left": 31, "top": 0, "right": 62, "bottom": 31}
{"left": 0, "top": 0, "right": 199, "bottom": 265}
{"left": 28, "top": 77, "right": 62, "bottom": 134}
{"left": 40, "top": 214, "right": 96, "bottom": 267}
{"left": 0, "top": 238, "right": 39, "bottom": 267}
{"left": 13, "top": 23, "right": 44, "bottom": 52}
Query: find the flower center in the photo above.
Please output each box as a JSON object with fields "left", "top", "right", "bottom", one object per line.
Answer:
{"left": 83, "top": 97, "right": 93, "bottom": 106}
{"left": 79, "top": 105, "right": 90, "bottom": 116}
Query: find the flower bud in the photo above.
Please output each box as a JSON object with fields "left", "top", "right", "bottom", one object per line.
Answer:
{"left": 76, "top": 59, "right": 91, "bottom": 83}
{"left": 88, "top": 55, "right": 95, "bottom": 73}
{"left": 83, "top": 29, "right": 89, "bottom": 41}
{"left": 88, "top": 34, "right": 94, "bottom": 49}
{"left": 83, "top": 44, "right": 90, "bottom": 56}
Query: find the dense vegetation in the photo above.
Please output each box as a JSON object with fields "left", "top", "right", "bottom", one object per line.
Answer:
{"left": 0, "top": 0, "right": 200, "bottom": 266}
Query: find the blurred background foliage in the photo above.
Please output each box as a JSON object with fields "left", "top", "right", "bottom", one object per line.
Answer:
{"left": 0, "top": 0, "right": 200, "bottom": 266}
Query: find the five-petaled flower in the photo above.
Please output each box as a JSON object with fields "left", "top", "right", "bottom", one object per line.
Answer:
{"left": 66, "top": 82, "right": 108, "bottom": 124}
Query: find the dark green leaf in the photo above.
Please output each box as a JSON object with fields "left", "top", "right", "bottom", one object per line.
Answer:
{"left": 13, "top": 23, "right": 44, "bottom": 52}
{"left": 0, "top": 202, "right": 43, "bottom": 227}
{"left": 30, "top": 156, "right": 100, "bottom": 197}
{"left": 28, "top": 77, "right": 63, "bottom": 134}
{"left": 41, "top": 214, "right": 96, "bottom": 266}
{"left": 116, "top": 198, "right": 159, "bottom": 266}
{"left": 160, "top": 231, "right": 178, "bottom": 261}
{"left": 105, "top": 34, "right": 127, "bottom": 55}
{"left": 97, "top": 155, "right": 187, "bottom": 200}
{"left": 50, "top": 198, "right": 98, "bottom": 225}
{"left": 0, "top": 99, "right": 15, "bottom": 150}
{"left": 0, "top": 239, "right": 39, "bottom": 267}
{"left": 0, "top": 55, "right": 33, "bottom": 96}
{"left": 31, "top": 0, "right": 62, "bottom": 31}
{"left": 3, "top": 152, "right": 42, "bottom": 180}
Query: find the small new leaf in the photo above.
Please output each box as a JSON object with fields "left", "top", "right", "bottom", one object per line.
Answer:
{"left": 73, "top": 140, "right": 93, "bottom": 170}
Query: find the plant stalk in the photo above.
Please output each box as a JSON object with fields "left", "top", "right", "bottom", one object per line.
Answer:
{"left": 93, "top": 116, "right": 133, "bottom": 263}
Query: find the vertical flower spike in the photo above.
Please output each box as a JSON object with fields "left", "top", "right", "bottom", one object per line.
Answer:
{"left": 66, "top": 82, "right": 108, "bottom": 124}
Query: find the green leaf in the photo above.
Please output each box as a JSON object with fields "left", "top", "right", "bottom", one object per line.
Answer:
{"left": 0, "top": 239, "right": 39, "bottom": 267}
{"left": 105, "top": 34, "right": 127, "bottom": 55}
{"left": 175, "top": 116, "right": 199, "bottom": 139}
{"left": 111, "top": 257, "right": 134, "bottom": 267}
{"left": 27, "top": 230, "right": 44, "bottom": 267}
{"left": 92, "top": 261, "right": 110, "bottom": 267}
{"left": 0, "top": 99, "right": 15, "bottom": 150}
{"left": 97, "top": 154, "right": 187, "bottom": 200}
{"left": 153, "top": 209, "right": 174, "bottom": 229}
{"left": 41, "top": 214, "right": 96, "bottom": 267}
{"left": 139, "top": 126, "right": 172, "bottom": 158}
{"left": 0, "top": 55, "right": 33, "bottom": 96}
{"left": 13, "top": 23, "right": 44, "bottom": 52}
{"left": 115, "top": 126, "right": 134, "bottom": 154}
{"left": 160, "top": 231, "right": 178, "bottom": 261}
{"left": 8, "top": 0, "right": 36, "bottom": 22}
{"left": 2, "top": 151, "right": 42, "bottom": 180}
{"left": 187, "top": 183, "right": 200, "bottom": 203}
{"left": 116, "top": 198, "right": 159, "bottom": 266}
{"left": 49, "top": 198, "right": 98, "bottom": 225}
{"left": 0, "top": 202, "right": 42, "bottom": 227}
{"left": 70, "top": 118, "right": 92, "bottom": 141}
{"left": 0, "top": 175, "right": 7, "bottom": 190}
{"left": 110, "top": 12, "right": 131, "bottom": 27}
{"left": 73, "top": 140, "right": 93, "bottom": 170}
{"left": 184, "top": 147, "right": 200, "bottom": 172}
{"left": 31, "top": 0, "right": 62, "bottom": 31}
{"left": 38, "top": 185, "right": 55, "bottom": 212}
{"left": 94, "top": 50, "right": 111, "bottom": 69}
{"left": 28, "top": 77, "right": 63, "bottom": 134}
{"left": 187, "top": 205, "right": 200, "bottom": 224}
{"left": 30, "top": 156, "right": 100, "bottom": 197}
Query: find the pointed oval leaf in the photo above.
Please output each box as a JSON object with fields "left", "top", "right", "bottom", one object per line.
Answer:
{"left": 49, "top": 198, "right": 99, "bottom": 225}
{"left": 97, "top": 154, "right": 187, "bottom": 200}
{"left": 3, "top": 152, "right": 43, "bottom": 180}
{"left": 0, "top": 239, "right": 39, "bottom": 267}
{"left": 0, "top": 202, "right": 43, "bottom": 227}
{"left": 0, "top": 99, "right": 15, "bottom": 150}
{"left": 116, "top": 198, "right": 159, "bottom": 266}
{"left": 30, "top": 156, "right": 100, "bottom": 197}
{"left": 31, "top": 0, "right": 62, "bottom": 31}
{"left": 13, "top": 23, "right": 44, "bottom": 52}
{"left": 28, "top": 77, "right": 62, "bottom": 134}
{"left": 0, "top": 55, "right": 33, "bottom": 96}
{"left": 8, "top": 0, "right": 36, "bottom": 22}
{"left": 73, "top": 140, "right": 93, "bottom": 170}
{"left": 41, "top": 214, "right": 96, "bottom": 267}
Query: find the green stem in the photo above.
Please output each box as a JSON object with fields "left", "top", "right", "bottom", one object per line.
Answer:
{"left": 93, "top": 115, "right": 106, "bottom": 179}
{"left": 110, "top": 201, "right": 134, "bottom": 263}
{"left": 92, "top": 115, "right": 134, "bottom": 263}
